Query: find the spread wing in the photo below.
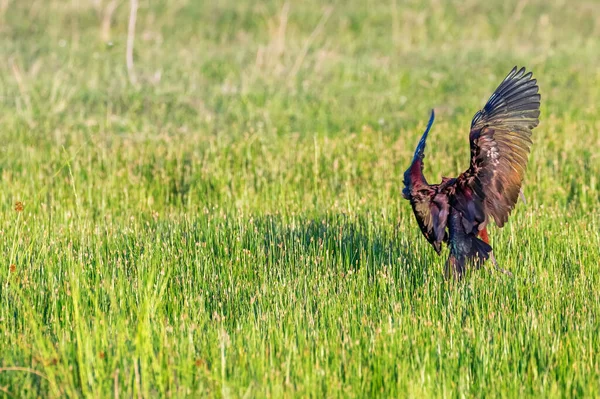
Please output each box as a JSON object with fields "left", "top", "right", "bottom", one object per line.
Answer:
{"left": 455, "top": 67, "right": 541, "bottom": 227}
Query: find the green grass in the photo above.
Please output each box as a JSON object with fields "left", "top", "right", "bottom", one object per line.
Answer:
{"left": 0, "top": 0, "right": 599, "bottom": 397}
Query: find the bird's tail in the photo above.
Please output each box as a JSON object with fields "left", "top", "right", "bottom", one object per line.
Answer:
{"left": 445, "top": 236, "right": 492, "bottom": 280}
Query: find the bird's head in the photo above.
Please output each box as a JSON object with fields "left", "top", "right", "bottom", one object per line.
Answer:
{"left": 402, "top": 110, "right": 435, "bottom": 200}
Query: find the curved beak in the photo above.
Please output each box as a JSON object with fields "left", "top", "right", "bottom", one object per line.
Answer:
{"left": 412, "top": 109, "right": 435, "bottom": 162}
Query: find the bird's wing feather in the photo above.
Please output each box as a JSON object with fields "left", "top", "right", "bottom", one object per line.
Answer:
{"left": 410, "top": 192, "right": 448, "bottom": 254}
{"left": 454, "top": 67, "right": 540, "bottom": 227}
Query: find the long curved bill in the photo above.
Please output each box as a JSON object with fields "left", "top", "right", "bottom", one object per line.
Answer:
{"left": 412, "top": 109, "right": 435, "bottom": 161}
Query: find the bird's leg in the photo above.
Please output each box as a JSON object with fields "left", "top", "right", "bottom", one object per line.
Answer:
{"left": 519, "top": 188, "right": 527, "bottom": 205}
{"left": 489, "top": 251, "right": 513, "bottom": 277}
{"left": 479, "top": 227, "right": 513, "bottom": 277}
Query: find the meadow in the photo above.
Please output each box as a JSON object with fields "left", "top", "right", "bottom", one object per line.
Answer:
{"left": 0, "top": 0, "right": 599, "bottom": 397}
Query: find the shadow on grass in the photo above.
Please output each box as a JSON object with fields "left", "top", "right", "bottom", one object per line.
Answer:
{"left": 255, "top": 213, "right": 432, "bottom": 287}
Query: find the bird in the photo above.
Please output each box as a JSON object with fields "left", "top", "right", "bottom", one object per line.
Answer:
{"left": 402, "top": 67, "right": 541, "bottom": 279}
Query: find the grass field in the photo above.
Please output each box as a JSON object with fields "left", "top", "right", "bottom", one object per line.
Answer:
{"left": 1, "top": 0, "right": 599, "bottom": 397}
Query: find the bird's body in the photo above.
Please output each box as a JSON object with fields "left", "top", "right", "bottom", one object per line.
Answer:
{"left": 403, "top": 67, "right": 541, "bottom": 278}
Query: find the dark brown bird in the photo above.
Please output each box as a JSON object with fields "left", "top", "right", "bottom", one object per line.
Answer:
{"left": 402, "top": 67, "right": 541, "bottom": 279}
